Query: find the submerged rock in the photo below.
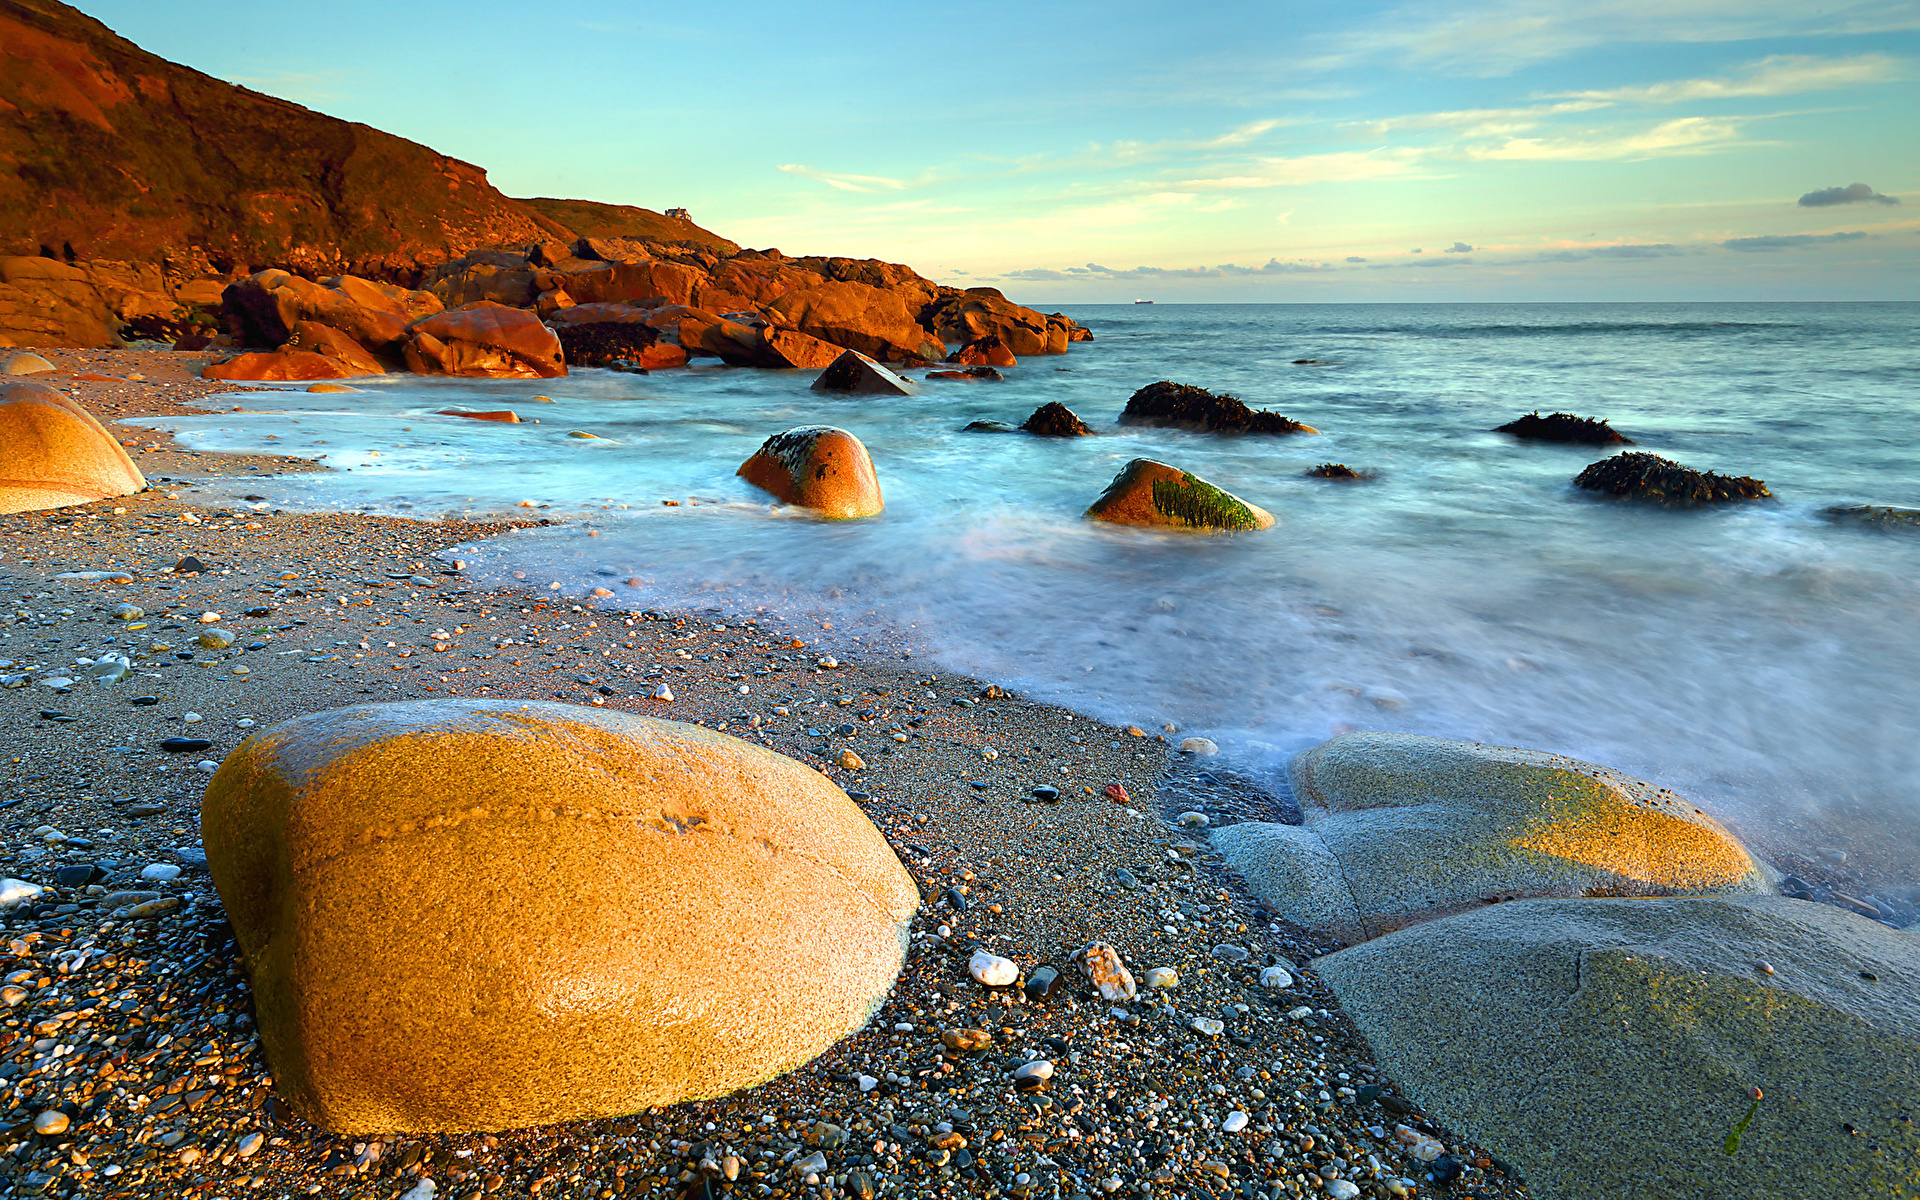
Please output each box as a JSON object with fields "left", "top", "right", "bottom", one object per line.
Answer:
{"left": 201, "top": 698, "right": 917, "bottom": 1133}
{"left": 1119, "top": 381, "right": 1316, "bottom": 435}
{"left": 1085, "top": 458, "right": 1274, "bottom": 533}
{"left": 1821, "top": 504, "right": 1920, "bottom": 531}
{"left": 928, "top": 367, "right": 1004, "bottom": 382}
{"left": 810, "top": 350, "right": 915, "bottom": 396}
{"left": 1315, "top": 895, "right": 1920, "bottom": 1200}
{"left": 1305, "top": 462, "right": 1371, "bottom": 481}
{"left": 738, "top": 425, "right": 884, "bottom": 518}
{"left": 1495, "top": 410, "right": 1632, "bottom": 445}
{"left": 1019, "top": 402, "right": 1092, "bottom": 437}
{"left": 0, "top": 380, "right": 146, "bottom": 515}
{"left": 1573, "top": 451, "right": 1769, "bottom": 506}
{"left": 1213, "top": 732, "right": 1775, "bottom": 943}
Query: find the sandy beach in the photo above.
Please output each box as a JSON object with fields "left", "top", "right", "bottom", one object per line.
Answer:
{"left": 0, "top": 353, "right": 1529, "bottom": 1199}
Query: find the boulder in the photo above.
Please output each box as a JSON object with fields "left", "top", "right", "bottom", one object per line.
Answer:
{"left": 0, "top": 380, "right": 145, "bottom": 514}
{"left": 1019, "top": 402, "right": 1092, "bottom": 437}
{"left": 306, "top": 383, "right": 359, "bottom": 394}
{"left": 928, "top": 367, "right": 1003, "bottom": 382}
{"left": 810, "top": 350, "right": 914, "bottom": 396}
{"left": 202, "top": 699, "right": 916, "bottom": 1133}
{"left": 923, "top": 289, "right": 1067, "bottom": 356}
{"left": 558, "top": 260, "right": 703, "bottom": 308}
{"left": 1212, "top": 732, "right": 1774, "bottom": 944}
{"left": 423, "top": 250, "right": 539, "bottom": 309}
{"left": 1049, "top": 313, "right": 1093, "bottom": 342}
{"left": 221, "top": 270, "right": 419, "bottom": 356}
{"left": 4, "top": 352, "right": 56, "bottom": 374}
{"left": 1821, "top": 504, "right": 1920, "bottom": 531}
{"left": 1120, "top": 381, "right": 1316, "bottom": 434}
{"left": 1086, "top": 459, "right": 1273, "bottom": 533}
{"left": 555, "top": 320, "right": 666, "bottom": 369}
{"left": 1495, "top": 410, "right": 1632, "bottom": 445}
{"left": 323, "top": 275, "right": 442, "bottom": 323}
{"left": 1573, "top": 452, "right": 1769, "bottom": 506}
{"left": 1313, "top": 895, "right": 1920, "bottom": 1200}
{"left": 767, "top": 281, "right": 946, "bottom": 363}
{"left": 961, "top": 420, "right": 1019, "bottom": 433}
{"left": 0, "top": 257, "right": 120, "bottom": 348}
{"left": 545, "top": 301, "right": 656, "bottom": 329}
{"left": 402, "top": 304, "right": 565, "bottom": 379}
{"left": 738, "top": 426, "right": 884, "bottom": 519}
{"left": 760, "top": 327, "right": 844, "bottom": 370}
{"left": 203, "top": 350, "right": 361, "bottom": 382}
{"left": 282, "top": 321, "right": 388, "bottom": 375}
{"left": 948, "top": 335, "right": 1016, "bottom": 368}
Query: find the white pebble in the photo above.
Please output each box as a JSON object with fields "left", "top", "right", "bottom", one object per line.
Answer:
{"left": 1190, "top": 1016, "right": 1224, "bottom": 1036}
{"left": 0, "top": 879, "right": 44, "bottom": 910}
{"left": 1177, "top": 811, "right": 1210, "bottom": 827}
{"left": 399, "top": 1182, "right": 438, "bottom": 1200}
{"left": 969, "top": 948, "right": 1018, "bottom": 987}
{"left": 182, "top": 712, "right": 202, "bottom": 724}
{"left": 857, "top": 1075, "right": 878, "bottom": 1092}
{"left": 1013, "top": 1059, "right": 1053, "bottom": 1083}
{"left": 236, "top": 1131, "right": 265, "bottom": 1157}
{"left": 650, "top": 682, "right": 673, "bottom": 701}
{"left": 1395, "top": 1124, "right": 1444, "bottom": 1163}
{"left": 1222, "top": 1111, "right": 1249, "bottom": 1134}
{"left": 1325, "top": 1181, "right": 1361, "bottom": 1199}
{"left": 237, "top": 719, "right": 255, "bottom": 728}
{"left": 198, "top": 612, "right": 221, "bottom": 624}
{"left": 1179, "top": 737, "right": 1219, "bottom": 756}
{"left": 196, "top": 760, "right": 219, "bottom": 773}
{"left": 1260, "top": 965, "right": 1295, "bottom": 989}
{"left": 140, "top": 863, "right": 182, "bottom": 882}
{"left": 1144, "top": 966, "right": 1179, "bottom": 989}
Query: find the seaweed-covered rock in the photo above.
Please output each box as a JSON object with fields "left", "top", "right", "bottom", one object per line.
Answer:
{"left": 961, "top": 420, "right": 1018, "bottom": 433}
{"left": 1019, "top": 402, "right": 1092, "bottom": 437}
{"left": 1495, "top": 411, "right": 1632, "bottom": 445}
{"left": 1574, "top": 452, "right": 1769, "bottom": 506}
{"left": 1821, "top": 504, "right": 1920, "bottom": 531}
{"left": 202, "top": 699, "right": 917, "bottom": 1133}
{"left": 1305, "top": 462, "right": 1370, "bottom": 480}
{"left": 1313, "top": 895, "right": 1920, "bottom": 1200}
{"left": 1212, "top": 732, "right": 1774, "bottom": 943}
{"left": 928, "top": 367, "right": 1002, "bottom": 382}
{"left": 1085, "top": 459, "right": 1273, "bottom": 533}
{"left": 738, "top": 425, "right": 884, "bottom": 518}
{"left": 555, "top": 320, "right": 663, "bottom": 368}
{"left": 810, "top": 350, "right": 914, "bottom": 396}
{"left": 1119, "top": 381, "right": 1316, "bottom": 435}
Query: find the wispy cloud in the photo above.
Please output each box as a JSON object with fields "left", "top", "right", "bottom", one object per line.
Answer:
{"left": 1445, "top": 241, "right": 1474, "bottom": 253}
{"left": 1722, "top": 230, "right": 1869, "bottom": 251}
{"left": 776, "top": 164, "right": 914, "bottom": 193}
{"left": 1177, "top": 148, "right": 1432, "bottom": 189}
{"left": 1466, "top": 116, "right": 1747, "bottom": 160}
{"left": 1552, "top": 53, "right": 1904, "bottom": 104}
{"left": 1799, "top": 182, "right": 1901, "bottom": 206}
{"left": 1001, "top": 258, "right": 1335, "bottom": 282}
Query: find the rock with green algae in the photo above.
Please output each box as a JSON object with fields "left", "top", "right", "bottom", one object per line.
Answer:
{"left": 1212, "top": 732, "right": 1773, "bottom": 943}
{"left": 1313, "top": 894, "right": 1920, "bottom": 1200}
{"left": 1085, "top": 458, "right": 1274, "bottom": 532}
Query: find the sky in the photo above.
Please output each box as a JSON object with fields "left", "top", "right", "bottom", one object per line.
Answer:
{"left": 80, "top": 0, "right": 1920, "bottom": 302}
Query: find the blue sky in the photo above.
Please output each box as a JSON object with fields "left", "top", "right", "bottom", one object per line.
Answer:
{"left": 82, "top": 0, "right": 1919, "bottom": 301}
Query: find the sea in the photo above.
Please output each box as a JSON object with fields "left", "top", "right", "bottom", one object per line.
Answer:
{"left": 135, "top": 302, "right": 1920, "bottom": 887}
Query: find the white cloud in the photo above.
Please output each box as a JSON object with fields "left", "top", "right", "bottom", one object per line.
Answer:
{"left": 776, "top": 164, "right": 912, "bottom": 193}
{"left": 1177, "top": 148, "right": 1432, "bottom": 189}
{"left": 1551, "top": 53, "right": 1905, "bottom": 104}
{"left": 1466, "top": 116, "right": 1749, "bottom": 160}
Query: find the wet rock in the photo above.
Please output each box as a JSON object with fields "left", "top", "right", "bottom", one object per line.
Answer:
{"left": 402, "top": 304, "right": 566, "bottom": 379}
{"left": 948, "top": 335, "right": 1017, "bottom": 368}
{"left": 737, "top": 426, "right": 884, "bottom": 519}
{"left": 769, "top": 282, "right": 946, "bottom": 363}
{"left": 0, "top": 380, "right": 146, "bottom": 515}
{"left": 1019, "top": 402, "right": 1092, "bottom": 437}
{"left": 159, "top": 737, "right": 212, "bottom": 753}
{"left": 1495, "top": 411, "right": 1632, "bottom": 445}
{"left": 1085, "top": 459, "right": 1274, "bottom": 533}
{"left": 1821, "top": 504, "right": 1920, "bottom": 532}
{"left": 1573, "top": 452, "right": 1770, "bottom": 506}
{"left": 931, "top": 367, "right": 1004, "bottom": 383}
{"left": 1214, "top": 732, "right": 1776, "bottom": 943}
{"left": 809, "top": 349, "right": 915, "bottom": 396}
{"left": 201, "top": 698, "right": 918, "bottom": 1132}
{"left": 1305, "top": 462, "right": 1371, "bottom": 481}
{"left": 436, "top": 408, "right": 521, "bottom": 423}
{"left": 1119, "top": 381, "right": 1316, "bottom": 435}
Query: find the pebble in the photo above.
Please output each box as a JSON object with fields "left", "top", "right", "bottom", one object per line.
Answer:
{"left": 941, "top": 1028, "right": 992, "bottom": 1051}
{"left": 1023, "top": 964, "right": 1062, "bottom": 1000}
{"left": 112, "top": 603, "right": 144, "bottom": 621}
{"left": 1076, "top": 941, "right": 1138, "bottom": 1002}
{"left": 198, "top": 627, "right": 236, "bottom": 649}
{"left": 182, "top": 712, "right": 203, "bottom": 724}
{"left": 236, "top": 1131, "right": 265, "bottom": 1157}
{"left": 1325, "top": 1181, "right": 1361, "bottom": 1199}
{"left": 1144, "top": 966, "right": 1179, "bottom": 989}
{"left": 969, "top": 948, "right": 1018, "bottom": 987}
{"left": 1013, "top": 1059, "right": 1054, "bottom": 1083}
{"left": 1396, "top": 1124, "right": 1444, "bottom": 1162}
{"left": 141, "top": 863, "right": 183, "bottom": 882}
{"left": 0, "top": 879, "right": 45, "bottom": 910}
{"left": 838, "top": 748, "right": 866, "bottom": 770}
{"left": 198, "top": 611, "right": 222, "bottom": 624}
{"left": 1191, "top": 1016, "right": 1225, "bottom": 1036}
{"left": 1261, "top": 964, "right": 1295, "bottom": 989}
{"left": 1222, "top": 1110, "right": 1249, "bottom": 1133}
{"left": 649, "top": 682, "right": 673, "bottom": 701}
{"left": 857, "top": 1074, "right": 878, "bottom": 1091}
{"left": 159, "top": 737, "right": 211, "bottom": 752}
{"left": 399, "top": 1183, "right": 438, "bottom": 1200}
{"left": 1179, "top": 737, "right": 1219, "bottom": 756}
{"left": 32, "top": 1111, "right": 69, "bottom": 1136}
{"left": 1213, "top": 943, "right": 1250, "bottom": 962}
{"left": 817, "top": 656, "right": 840, "bottom": 669}
{"left": 1177, "top": 810, "right": 1210, "bottom": 827}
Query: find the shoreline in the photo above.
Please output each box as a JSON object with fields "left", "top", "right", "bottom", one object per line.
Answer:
{"left": 0, "top": 358, "right": 1528, "bottom": 1198}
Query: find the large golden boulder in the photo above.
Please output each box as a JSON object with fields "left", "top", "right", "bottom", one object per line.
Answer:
{"left": 202, "top": 699, "right": 917, "bottom": 1134}
{"left": 0, "top": 380, "right": 145, "bottom": 514}
{"left": 402, "top": 303, "right": 565, "bottom": 378}
{"left": 765, "top": 281, "right": 946, "bottom": 363}
{"left": 1085, "top": 458, "right": 1274, "bottom": 532}
{"left": 738, "top": 426, "right": 884, "bottom": 518}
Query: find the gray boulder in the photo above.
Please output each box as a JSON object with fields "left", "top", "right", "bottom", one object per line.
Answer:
{"left": 810, "top": 349, "right": 914, "bottom": 396}
{"left": 1213, "top": 732, "right": 1773, "bottom": 943}
{"left": 1313, "top": 895, "right": 1920, "bottom": 1200}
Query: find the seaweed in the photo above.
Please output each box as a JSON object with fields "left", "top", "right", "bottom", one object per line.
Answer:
{"left": 1150, "top": 473, "right": 1260, "bottom": 530}
{"left": 1497, "top": 411, "right": 1632, "bottom": 445}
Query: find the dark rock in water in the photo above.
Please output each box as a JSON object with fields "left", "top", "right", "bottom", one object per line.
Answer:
{"left": 1019, "top": 402, "right": 1092, "bottom": 437}
{"left": 1119, "top": 381, "right": 1316, "bottom": 435}
{"left": 159, "top": 737, "right": 212, "bottom": 753}
{"left": 961, "top": 420, "right": 1019, "bottom": 433}
{"left": 554, "top": 320, "right": 660, "bottom": 368}
{"left": 1496, "top": 411, "right": 1632, "bottom": 445}
{"left": 1305, "top": 462, "right": 1371, "bottom": 480}
{"left": 1821, "top": 504, "right": 1920, "bottom": 531}
{"left": 1573, "top": 452, "right": 1770, "bottom": 506}
{"left": 811, "top": 350, "right": 915, "bottom": 396}
{"left": 928, "top": 367, "right": 1004, "bottom": 382}
{"left": 1024, "top": 965, "right": 1062, "bottom": 1000}
{"left": 173, "top": 555, "right": 207, "bottom": 574}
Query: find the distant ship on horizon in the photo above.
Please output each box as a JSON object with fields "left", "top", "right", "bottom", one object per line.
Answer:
{"left": 1134, "top": 298, "right": 1154, "bottom": 305}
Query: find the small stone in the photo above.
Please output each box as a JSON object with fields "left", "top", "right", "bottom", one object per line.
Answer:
{"left": 969, "top": 948, "right": 1018, "bottom": 987}
{"left": 198, "top": 628, "right": 236, "bottom": 649}
{"left": 32, "top": 1110, "right": 69, "bottom": 1136}
{"left": 182, "top": 712, "right": 203, "bottom": 724}
{"left": 1112, "top": 867, "right": 1140, "bottom": 889}
{"left": 1325, "top": 1181, "right": 1361, "bottom": 1199}
{"left": 838, "top": 748, "right": 866, "bottom": 770}
{"left": 817, "top": 656, "right": 840, "bottom": 669}
{"left": 1260, "top": 965, "right": 1294, "bottom": 989}
{"left": 1024, "top": 965, "right": 1062, "bottom": 1000}
{"left": 159, "top": 738, "right": 211, "bottom": 753}
{"left": 0, "top": 879, "right": 45, "bottom": 910}
{"left": 941, "top": 1028, "right": 992, "bottom": 1052}
{"left": 1395, "top": 1124, "right": 1444, "bottom": 1162}
{"left": 173, "top": 556, "right": 208, "bottom": 574}
{"left": 1191, "top": 1016, "right": 1225, "bottom": 1036}
{"left": 51, "top": 864, "right": 99, "bottom": 888}
{"left": 793, "top": 1151, "right": 828, "bottom": 1178}
{"left": 113, "top": 603, "right": 144, "bottom": 621}
{"left": 236, "top": 1131, "right": 265, "bottom": 1158}
{"left": 140, "top": 863, "right": 183, "bottom": 882}
{"left": 198, "top": 611, "right": 222, "bottom": 624}
{"left": 1075, "top": 941, "right": 1138, "bottom": 1002}
{"left": 1212, "top": 944, "right": 1250, "bottom": 962}
{"left": 857, "top": 1074, "right": 879, "bottom": 1092}
{"left": 1144, "top": 966, "right": 1178, "bottom": 989}
{"left": 1178, "top": 810, "right": 1210, "bottom": 827}
{"left": 1222, "top": 1111, "right": 1249, "bottom": 1133}
{"left": 649, "top": 682, "right": 673, "bottom": 701}
{"left": 1179, "top": 737, "right": 1219, "bottom": 756}
{"left": 1013, "top": 1059, "right": 1054, "bottom": 1083}
{"left": 1032, "top": 785, "right": 1060, "bottom": 803}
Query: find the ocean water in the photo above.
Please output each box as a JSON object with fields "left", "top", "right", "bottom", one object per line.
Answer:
{"left": 140, "top": 302, "right": 1920, "bottom": 879}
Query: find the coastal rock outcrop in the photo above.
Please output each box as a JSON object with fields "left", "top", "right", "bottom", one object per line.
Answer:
{"left": 1496, "top": 410, "right": 1632, "bottom": 445}
{"left": 1020, "top": 402, "right": 1093, "bottom": 437}
{"left": 811, "top": 350, "right": 915, "bottom": 396}
{"left": 0, "top": 256, "right": 122, "bottom": 348}
{"left": 0, "top": 379, "right": 146, "bottom": 514}
{"left": 221, "top": 269, "right": 434, "bottom": 357}
{"left": 1313, "top": 895, "right": 1920, "bottom": 1200}
{"left": 402, "top": 304, "right": 565, "bottom": 379}
{"left": 1119, "top": 381, "right": 1317, "bottom": 435}
{"left": 201, "top": 699, "right": 917, "bottom": 1134}
{"left": 737, "top": 426, "right": 884, "bottom": 519}
{"left": 948, "top": 335, "right": 1016, "bottom": 368}
{"left": 1212, "top": 732, "right": 1774, "bottom": 943}
{"left": 769, "top": 282, "right": 946, "bottom": 364}
{"left": 203, "top": 349, "right": 366, "bottom": 382}
{"left": 1085, "top": 459, "right": 1274, "bottom": 532}
{"left": 924, "top": 288, "right": 1071, "bottom": 356}
{"left": 1574, "top": 452, "right": 1770, "bottom": 506}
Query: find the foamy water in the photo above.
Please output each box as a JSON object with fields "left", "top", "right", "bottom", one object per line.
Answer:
{"left": 137, "top": 302, "right": 1920, "bottom": 876}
